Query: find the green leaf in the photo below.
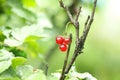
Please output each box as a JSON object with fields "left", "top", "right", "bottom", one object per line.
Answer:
{"left": 4, "top": 19, "right": 52, "bottom": 46}
{"left": 7, "top": 0, "right": 36, "bottom": 22}
{"left": 65, "top": 22, "right": 75, "bottom": 35}
{"left": 67, "top": 72, "right": 97, "bottom": 80}
{"left": 16, "top": 65, "right": 46, "bottom": 80}
{"left": 25, "top": 70, "right": 46, "bottom": 80}
{"left": 0, "top": 67, "right": 21, "bottom": 80}
{"left": 48, "top": 69, "right": 62, "bottom": 80}
{"left": 25, "top": 35, "right": 42, "bottom": 42}
{"left": 10, "top": 48, "right": 27, "bottom": 58}
{"left": 11, "top": 7, "right": 36, "bottom": 22}
{"left": 0, "top": 49, "right": 14, "bottom": 73}
{"left": 47, "top": 75, "right": 59, "bottom": 80}
{"left": 23, "top": 35, "right": 43, "bottom": 57}
{"left": 0, "top": 77, "right": 20, "bottom": 80}
{"left": 49, "top": 72, "right": 60, "bottom": 80}
{"left": 0, "top": 60, "right": 11, "bottom": 74}
{"left": 66, "top": 66, "right": 97, "bottom": 80}
{"left": 0, "top": 31, "right": 6, "bottom": 42}
{"left": 22, "top": 0, "right": 36, "bottom": 7}
{"left": 12, "top": 57, "right": 27, "bottom": 69}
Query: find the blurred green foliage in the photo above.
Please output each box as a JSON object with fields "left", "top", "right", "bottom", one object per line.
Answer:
{"left": 0, "top": 0, "right": 120, "bottom": 80}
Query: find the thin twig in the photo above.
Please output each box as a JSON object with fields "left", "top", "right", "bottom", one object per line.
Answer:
{"left": 75, "top": 7, "right": 81, "bottom": 45}
{"left": 65, "top": 50, "right": 78, "bottom": 74}
{"left": 60, "top": 34, "right": 72, "bottom": 80}
{"left": 59, "top": 0, "right": 74, "bottom": 23}
{"left": 45, "top": 63, "right": 48, "bottom": 75}
{"left": 75, "top": 7, "right": 82, "bottom": 44}
{"left": 81, "top": 15, "right": 90, "bottom": 40}
{"left": 75, "top": 7, "right": 82, "bottom": 22}
{"left": 82, "top": 0, "right": 97, "bottom": 43}
{"left": 85, "top": 15, "right": 90, "bottom": 29}
{"left": 66, "top": 7, "right": 75, "bottom": 24}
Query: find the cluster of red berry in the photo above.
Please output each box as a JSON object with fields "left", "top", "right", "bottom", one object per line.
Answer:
{"left": 56, "top": 36, "right": 71, "bottom": 52}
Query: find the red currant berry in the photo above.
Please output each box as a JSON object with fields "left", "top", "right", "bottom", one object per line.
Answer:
{"left": 59, "top": 44, "right": 67, "bottom": 52}
{"left": 63, "top": 38, "right": 71, "bottom": 45}
{"left": 56, "top": 36, "right": 64, "bottom": 44}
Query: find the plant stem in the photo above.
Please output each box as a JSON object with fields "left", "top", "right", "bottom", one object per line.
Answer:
{"left": 60, "top": 34, "right": 72, "bottom": 80}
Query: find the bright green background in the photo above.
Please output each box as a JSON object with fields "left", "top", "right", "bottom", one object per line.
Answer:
{"left": 0, "top": 0, "right": 120, "bottom": 80}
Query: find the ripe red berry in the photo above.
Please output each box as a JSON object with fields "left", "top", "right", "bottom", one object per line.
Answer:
{"left": 59, "top": 44, "right": 67, "bottom": 52}
{"left": 56, "top": 36, "right": 64, "bottom": 44}
{"left": 63, "top": 38, "right": 71, "bottom": 45}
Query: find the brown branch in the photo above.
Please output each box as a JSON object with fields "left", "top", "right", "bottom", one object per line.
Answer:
{"left": 82, "top": 0, "right": 97, "bottom": 42}
{"left": 45, "top": 63, "right": 48, "bottom": 75}
{"left": 85, "top": 15, "right": 90, "bottom": 29}
{"left": 59, "top": 0, "right": 97, "bottom": 79}
{"left": 60, "top": 34, "right": 72, "bottom": 80}
{"left": 59, "top": 0, "right": 81, "bottom": 45}
{"left": 64, "top": 49, "right": 79, "bottom": 74}
{"left": 75, "top": 7, "right": 82, "bottom": 22}
{"left": 59, "top": 0, "right": 74, "bottom": 23}
{"left": 65, "top": 0, "right": 97, "bottom": 75}
{"left": 81, "top": 15, "right": 90, "bottom": 42}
